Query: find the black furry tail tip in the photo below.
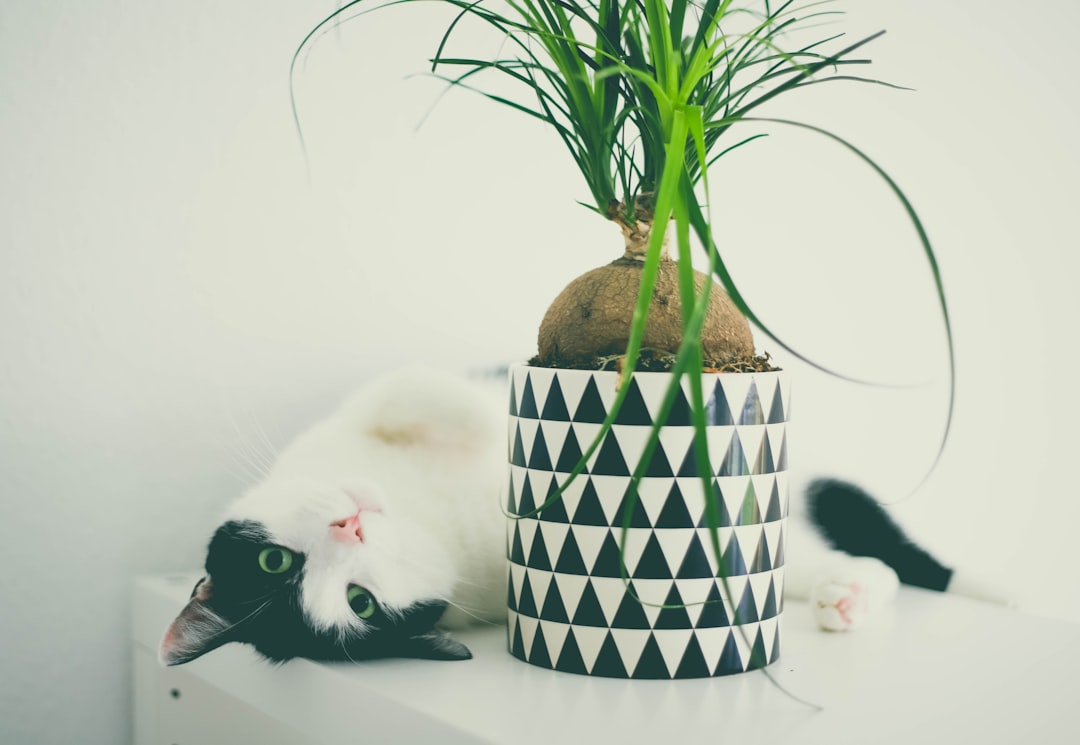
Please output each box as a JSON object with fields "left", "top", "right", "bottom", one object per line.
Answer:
{"left": 806, "top": 479, "right": 953, "bottom": 592}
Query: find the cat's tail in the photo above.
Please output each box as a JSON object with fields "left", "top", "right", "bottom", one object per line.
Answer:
{"left": 806, "top": 479, "right": 1010, "bottom": 605}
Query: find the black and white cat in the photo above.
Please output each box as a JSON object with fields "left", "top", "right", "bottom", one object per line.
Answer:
{"left": 160, "top": 368, "right": 1001, "bottom": 666}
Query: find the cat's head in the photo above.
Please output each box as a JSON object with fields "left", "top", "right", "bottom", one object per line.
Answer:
{"left": 159, "top": 478, "right": 470, "bottom": 665}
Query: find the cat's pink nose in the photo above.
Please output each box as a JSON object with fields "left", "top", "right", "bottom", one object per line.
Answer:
{"left": 330, "top": 513, "right": 363, "bottom": 544}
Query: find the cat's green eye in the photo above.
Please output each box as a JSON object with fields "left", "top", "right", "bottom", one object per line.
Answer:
{"left": 347, "top": 585, "right": 377, "bottom": 619}
{"left": 258, "top": 547, "right": 293, "bottom": 574}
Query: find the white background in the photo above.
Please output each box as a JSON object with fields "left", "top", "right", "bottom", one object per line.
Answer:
{"left": 1, "top": 1, "right": 1077, "bottom": 744}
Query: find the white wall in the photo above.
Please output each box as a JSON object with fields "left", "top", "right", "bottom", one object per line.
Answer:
{"left": 1, "top": 1, "right": 1077, "bottom": 743}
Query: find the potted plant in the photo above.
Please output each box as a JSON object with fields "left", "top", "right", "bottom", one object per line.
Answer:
{"left": 295, "top": 0, "right": 951, "bottom": 679}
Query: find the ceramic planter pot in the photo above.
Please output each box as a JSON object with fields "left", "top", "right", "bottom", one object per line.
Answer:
{"left": 505, "top": 363, "right": 789, "bottom": 678}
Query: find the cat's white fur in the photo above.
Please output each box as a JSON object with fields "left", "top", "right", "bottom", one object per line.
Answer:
{"left": 230, "top": 367, "right": 955, "bottom": 638}
{"left": 226, "top": 368, "right": 508, "bottom": 637}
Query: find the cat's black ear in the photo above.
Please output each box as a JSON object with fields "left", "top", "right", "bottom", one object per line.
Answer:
{"left": 404, "top": 630, "right": 472, "bottom": 661}
{"left": 159, "top": 576, "right": 234, "bottom": 666}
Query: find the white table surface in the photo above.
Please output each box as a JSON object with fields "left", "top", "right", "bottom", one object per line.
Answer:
{"left": 132, "top": 573, "right": 1080, "bottom": 744}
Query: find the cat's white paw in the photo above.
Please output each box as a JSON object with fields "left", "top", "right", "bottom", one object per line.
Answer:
{"left": 809, "top": 556, "right": 900, "bottom": 632}
{"left": 811, "top": 581, "right": 869, "bottom": 631}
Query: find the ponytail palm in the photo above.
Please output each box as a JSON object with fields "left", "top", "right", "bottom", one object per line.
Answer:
{"left": 297, "top": 0, "right": 948, "bottom": 379}
{"left": 295, "top": 0, "right": 952, "bottom": 680}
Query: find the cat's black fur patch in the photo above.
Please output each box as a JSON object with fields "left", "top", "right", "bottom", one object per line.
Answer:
{"left": 189, "top": 520, "right": 467, "bottom": 664}
{"left": 807, "top": 479, "right": 954, "bottom": 592}
{"left": 205, "top": 520, "right": 303, "bottom": 587}
{"left": 247, "top": 599, "right": 462, "bottom": 664}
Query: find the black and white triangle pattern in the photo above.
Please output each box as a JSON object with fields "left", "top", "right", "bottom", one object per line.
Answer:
{"left": 508, "top": 368, "right": 790, "bottom": 478}
{"left": 509, "top": 365, "right": 790, "bottom": 427}
{"left": 507, "top": 611, "right": 781, "bottom": 678}
{"left": 506, "top": 366, "right": 790, "bottom": 679}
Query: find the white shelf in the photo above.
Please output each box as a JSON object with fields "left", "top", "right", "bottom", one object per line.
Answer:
{"left": 133, "top": 574, "right": 1080, "bottom": 745}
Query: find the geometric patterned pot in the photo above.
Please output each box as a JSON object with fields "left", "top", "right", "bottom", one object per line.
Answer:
{"left": 506, "top": 364, "right": 790, "bottom": 678}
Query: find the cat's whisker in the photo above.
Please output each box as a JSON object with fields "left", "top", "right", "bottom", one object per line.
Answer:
{"left": 335, "top": 620, "right": 374, "bottom": 647}
{"left": 444, "top": 599, "right": 501, "bottom": 627}
{"left": 248, "top": 412, "right": 282, "bottom": 465}
{"left": 229, "top": 598, "right": 273, "bottom": 628}
{"left": 196, "top": 598, "right": 273, "bottom": 651}
{"left": 222, "top": 405, "right": 275, "bottom": 479}
{"left": 219, "top": 452, "right": 255, "bottom": 485}
{"left": 220, "top": 449, "right": 264, "bottom": 486}
{"left": 224, "top": 437, "right": 269, "bottom": 483}
{"left": 241, "top": 587, "right": 282, "bottom": 606}
{"left": 217, "top": 459, "right": 250, "bottom": 485}
{"left": 242, "top": 434, "right": 276, "bottom": 475}
{"left": 208, "top": 421, "right": 264, "bottom": 486}
{"left": 238, "top": 408, "right": 279, "bottom": 474}
{"left": 447, "top": 576, "right": 493, "bottom": 590}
